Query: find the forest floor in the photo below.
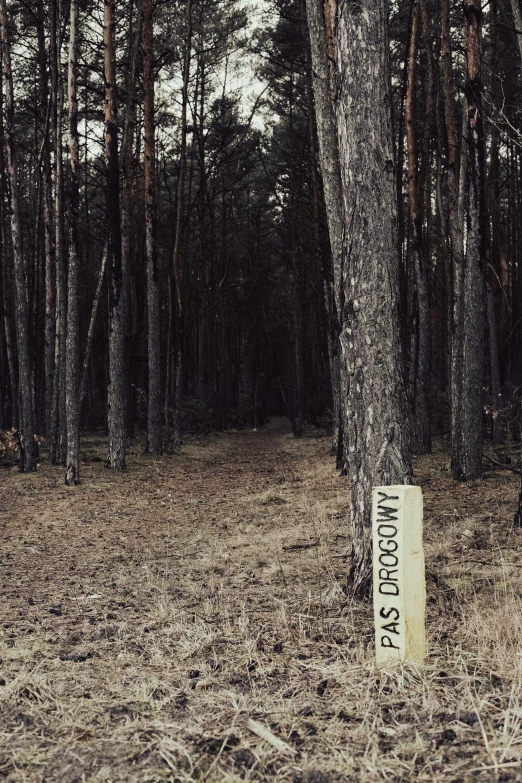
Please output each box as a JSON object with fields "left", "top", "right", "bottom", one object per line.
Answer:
{"left": 1, "top": 418, "right": 522, "bottom": 783}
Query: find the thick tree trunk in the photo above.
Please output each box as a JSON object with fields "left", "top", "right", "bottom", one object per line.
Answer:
{"left": 0, "top": 0, "right": 36, "bottom": 472}
{"left": 334, "top": 0, "right": 412, "bottom": 599}
{"left": 457, "top": 0, "right": 486, "bottom": 480}
{"left": 304, "top": 0, "right": 344, "bottom": 456}
{"left": 143, "top": 0, "right": 162, "bottom": 454}
{"left": 406, "top": 0, "right": 431, "bottom": 454}
{"left": 65, "top": 0, "right": 80, "bottom": 485}
{"left": 105, "top": 0, "right": 126, "bottom": 469}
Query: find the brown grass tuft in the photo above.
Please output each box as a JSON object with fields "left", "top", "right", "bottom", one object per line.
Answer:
{"left": 1, "top": 420, "right": 521, "bottom": 781}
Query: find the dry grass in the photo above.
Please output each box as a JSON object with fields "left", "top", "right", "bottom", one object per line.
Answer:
{"left": 1, "top": 419, "right": 522, "bottom": 781}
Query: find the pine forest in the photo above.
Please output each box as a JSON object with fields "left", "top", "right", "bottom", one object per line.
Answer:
{"left": 1, "top": 0, "right": 522, "bottom": 780}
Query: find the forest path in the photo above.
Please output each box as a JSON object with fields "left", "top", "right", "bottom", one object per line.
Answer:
{"left": 1, "top": 424, "right": 522, "bottom": 781}
{"left": 1, "top": 417, "right": 343, "bottom": 625}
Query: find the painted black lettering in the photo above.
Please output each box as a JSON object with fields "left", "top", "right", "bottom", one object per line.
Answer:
{"left": 382, "top": 621, "right": 400, "bottom": 635}
{"left": 379, "top": 538, "right": 398, "bottom": 553}
{"left": 377, "top": 505, "right": 399, "bottom": 523}
{"left": 379, "top": 552, "right": 398, "bottom": 568}
{"left": 379, "top": 582, "right": 399, "bottom": 596}
{"left": 378, "top": 524, "right": 398, "bottom": 538}
{"left": 379, "top": 606, "right": 399, "bottom": 621}
{"left": 381, "top": 635, "right": 400, "bottom": 650}
{"left": 377, "top": 492, "right": 399, "bottom": 502}
{"left": 379, "top": 568, "right": 398, "bottom": 582}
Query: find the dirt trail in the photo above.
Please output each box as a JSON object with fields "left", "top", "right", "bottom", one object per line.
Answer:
{"left": 1, "top": 419, "right": 306, "bottom": 593}
{"left": 1, "top": 422, "right": 522, "bottom": 782}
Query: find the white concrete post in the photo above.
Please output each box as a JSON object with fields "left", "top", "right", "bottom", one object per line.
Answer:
{"left": 372, "top": 485, "right": 426, "bottom": 666}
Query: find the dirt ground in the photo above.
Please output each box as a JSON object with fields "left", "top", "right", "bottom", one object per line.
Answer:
{"left": 1, "top": 417, "right": 522, "bottom": 782}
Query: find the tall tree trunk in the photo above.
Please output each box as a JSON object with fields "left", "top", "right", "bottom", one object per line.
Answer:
{"left": 65, "top": 0, "right": 80, "bottom": 485}
{"left": 303, "top": 0, "right": 344, "bottom": 457}
{"left": 334, "top": 0, "right": 412, "bottom": 599}
{"left": 171, "top": 0, "right": 193, "bottom": 452}
{"left": 0, "top": 0, "right": 36, "bottom": 471}
{"left": 49, "top": 0, "right": 66, "bottom": 465}
{"left": 120, "top": 0, "right": 140, "bottom": 439}
{"left": 487, "top": 0, "right": 506, "bottom": 442}
{"left": 406, "top": 0, "right": 431, "bottom": 454}
{"left": 458, "top": 0, "right": 486, "bottom": 480}
{"left": 143, "top": 0, "right": 162, "bottom": 454}
{"left": 0, "top": 66, "right": 17, "bottom": 430}
{"left": 36, "top": 7, "right": 56, "bottom": 441}
{"left": 105, "top": 0, "right": 126, "bottom": 469}
{"left": 442, "top": 0, "right": 466, "bottom": 478}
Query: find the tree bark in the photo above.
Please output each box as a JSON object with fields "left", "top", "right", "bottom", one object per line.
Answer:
{"left": 304, "top": 0, "right": 344, "bottom": 456}
{"left": 105, "top": 0, "right": 126, "bottom": 469}
{"left": 120, "top": 0, "right": 141, "bottom": 439}
{"left": 36, "top": 6, "right": 56, "bottom": 441}
{"left": 65, "top": 0, "right": 81, "bottom": 485}
{"left": 0, "top": 61, "right": 17, "bottom": 430}
{"left": 458, "top": 0, "right": 486, "bottom": 480}
{"left": 405, "top": 0, "right": 431, "bottom": 454}
{"left": 80, "top": 248, "right": 107, "bottom": 414}
{"left": 143, "top": 0, "right": 162, "bottom": 454}
{"left": 171, "top": 0, "right": 193, "bottom": 452}
{"left": 441, "top": 0, "right": 466, "bottom": 478}
{"left": 487, "top": 0, "right": 506, "bottom": 442}
{"left": 334, "top": 0, "right": 412, "bottom": 599}
{"left": 49, "top": 0, "right": 66, "bottom": 465}
{"left": 0, "top": 0, "right": 36, "bottom": 472}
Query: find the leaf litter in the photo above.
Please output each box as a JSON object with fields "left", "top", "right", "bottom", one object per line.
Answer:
{"left": 0, "top": 419, "right": 522, "bottom": 781}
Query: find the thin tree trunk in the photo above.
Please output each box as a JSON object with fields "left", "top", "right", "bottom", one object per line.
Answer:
{"left": 65, "top": 0, "right": 80, "bottom": 485}
{"left": 442, "top": 0, "right": 466, "bottom": 478}
{"left": 36, "top": 8, "right": 56, "bottom": 441}
{"left": 0, "top": 68, "right": 17, "bottom": 430}
{"left": 0, "top": 0, "right": 36, "bottom": 471}
{"left": 459, "top": 0, "right": 486, "bottom": 480}
{"left": 49, "top": 0, "right": 66, "bottom": 465}
{"left": 105, "top": 0, "right": 126, "bottom": 469}
{"left": 79, "top": 248, "right": 107, "bottom": 413}
{"left": 143, "top": 0, "right": 162, "bottom": 453}
{"left": 294, "top": 317, "right": 305, "bottom": 437}
{"left": 334, "top": 0, "right": 412, "bottom": 599}
{"left": 487, "top": 0, "right": 506, "bottom": 442}
{"left": 406, "top": 0, "right": 431, "bottom": 454}
{"left": 486, "top": 277, "right": 503, "bottom": 441}
{"left": 120, "top": 0, "right": 141, "bottom": 439}
{"left": 171, "top": 0, "right": 193, "bottom": 452}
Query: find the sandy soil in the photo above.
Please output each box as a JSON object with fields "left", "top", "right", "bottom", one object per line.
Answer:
{"left": 1, "top": 418, "right": 522, "bottom": 782}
